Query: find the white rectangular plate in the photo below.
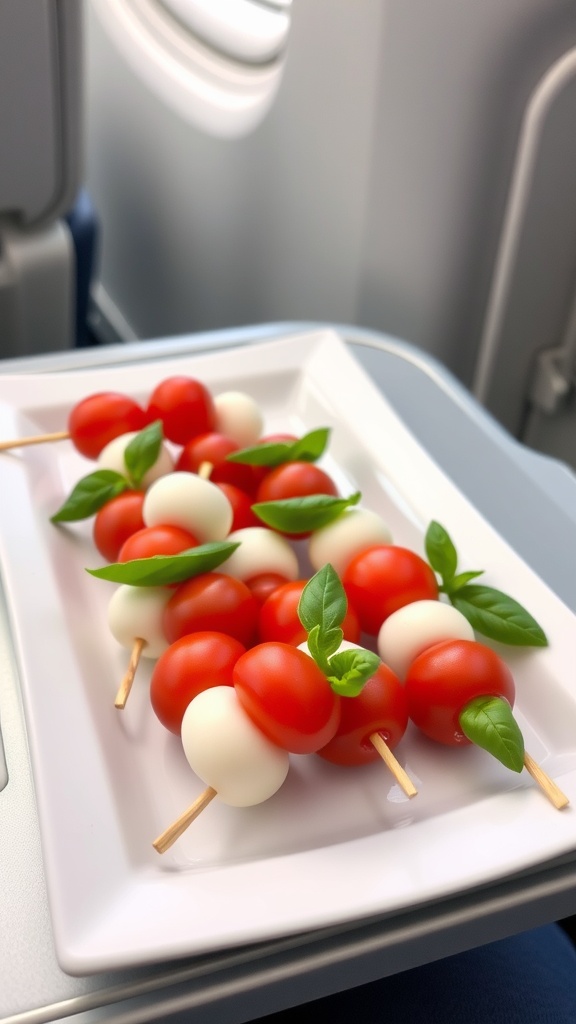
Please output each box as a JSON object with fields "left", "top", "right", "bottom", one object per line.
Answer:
{"left": 1, "top": 328, "right": 576, "bottom": 976}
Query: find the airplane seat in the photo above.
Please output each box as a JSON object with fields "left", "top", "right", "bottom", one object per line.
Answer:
{"left": 0, "top": 0, "right": 96, "bottom": 358}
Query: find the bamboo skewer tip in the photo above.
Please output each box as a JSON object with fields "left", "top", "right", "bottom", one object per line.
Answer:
{"left": 0, "top": 430, "right": 70, "bottom": 452}
{"left": 523, "top": 751, "right": 569, "bottom": 810}
{"left": 370, "top": 732, "right": 418, "bottom": 799}
{"left": 114, "top": 637, "right": 146, "bottom": 710}
{"left": 153, "top": 787, "right": 218, "bottom": 854}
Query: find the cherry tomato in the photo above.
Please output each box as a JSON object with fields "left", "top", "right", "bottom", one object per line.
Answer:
{"left": 255, "top": 462, "right": 339, "bottom": 539}
{"left": 150, "top": 631, "right": 246, "bottom": 734}
{"left": 245, "top": 572, "right": 290, "bottom": 605}
{"left": 146, "top": 376, "right": 216, "bottom": 445}
{"left": 343, "top": 545, "right": 439, "bottom": 635}
{"left": 175, "top": 432, "right": 263, "bottom": 494}
{"left": 118, "top": 524, "right": 199, "bottom": 562}
{"left": 258, "top": 579, "right": 361, "bottom": 646}
{"left": 68, "top": 393, "right": 147, "bottom": 459}
{"left": 317, "top": 662, "right": 408, "bottom": 766}
{"left": 234, "top": 642, "right": 341, "bottom": 753}
{"left": 92, "top": 490, "right": 146, "bottom": 561}
{"left": 255, "top": 461, "right": 338, "bottom": 504}
{"left": 215, "top": 482, "right": 260, "bottom": 531}
{"left": 163, "top": 572, "right": 259, "bottom": 647}
{"left": 405, "top": 639, "right": 516, "bottom": 747}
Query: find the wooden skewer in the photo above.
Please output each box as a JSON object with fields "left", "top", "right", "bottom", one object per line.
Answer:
{"left": 115, "top": 637, "right": 147, "bottom": 709}
{"left": 370, "top": 732, "right": 418, "bottom": 798}
{"left": 0, "top": 430, "right": 70, "bottom": 452}
{"left": 523, "top": 752, "right": 569, "bottom": 810}
{"left": 197, "top": 460, "right": 214, "bottom": 479}
{"left": 153, "top": 787, "right": 218, "bottom": 853}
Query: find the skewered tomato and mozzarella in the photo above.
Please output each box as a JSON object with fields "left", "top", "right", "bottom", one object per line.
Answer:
{"left": 213, "top": 391, "right": 264, "bottom": 447}
{"left": 342, "top": 544, "right": 439, "bottom": 635}
{"left": 181, "top": 686, "right": 290, "bottom": 806}
{"left": 118, "top": 524, "right": 200, "bottom": 563}
{"left": 217, "top": 527, "right": 300, "bottom": 583}
{"left": 107, "top": 584, "right": 171, "bottom": 659}
{"left": 97, "top": 431, "right": 174, "bottom": 488}
{"left": 175, "top": 432, "right": 264, "bottom": 494}
{"left": 317, "top": 659, "right": 408, "bottom": 767}
{"left": 93, "top": 490, "right": 146, "bottom": 562}
{"left": 145, "top": 376, "right": 216, "bottom": 445}
{"left": 150, "top": 631, "right": 246, "bottom": 734}
{"left": 233, "top": 642, "right": 341, "bottom": 754}
{"left": 142, "top": 472, "right": 233, "bottom": 542}
{"left": 258, "top": 579, "right": 361, "bottom": 647}
{"left": 163, "top": 572, "right": 260, "bottom": 647}
{"left": 68, "top": 392, "right": 148, "bottom": 459}
{"left": 308, "top": 507, "right": 393, "bottom": 576}
{"left": 377, "top": 600, "right": 474, "bottom": 680}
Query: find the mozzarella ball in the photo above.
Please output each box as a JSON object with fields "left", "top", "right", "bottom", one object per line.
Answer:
{"left": 377, "top": 600, "right": 474, "bottom": 680}
{"left": 213, "top": 391, "right": 264, "bottom": 447}
{"left": 97, "top": 431, "right": 174, "bottom": 488}
{"left": 181, "top": 687, "right": 290, "bottom": 806}
{"left": 107, "top": 584, "right": 171, "bottom": 658}
{"left": 308, "top": 507, "right": 393, "bottom": 576}
{"left": 142, "top": 471, "right": 233, "bottom": 542}
{"left": 218, "top": 527, "right": 299, "bottom": 582}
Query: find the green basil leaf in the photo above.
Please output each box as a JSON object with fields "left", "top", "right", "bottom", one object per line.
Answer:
{"left": 444, "top": 569, "right": 484, "bottom": 593}
{"left": 298, "top": 563, "right": 347, "bottom": 634}
{"left": 327, "top": 648, "right": 381, "bottom": 697}
{"left": 252, "top": 491, "right": 361, "bottom": 533}
{"left": 305, "top": 625, "right": 328, "bottom": 673}
{"left": 226, "top": 427, "right": 330, "bottom": 467}
{"left": 123, "top": 419, "right": 163, "bottom": 486}
{"left": 425, "top": 521, "right": 458, "bottom": 584}
{"left": 51, "top": 470, "right": 130, "bottom": 523}
{"left": 290, "top": 428, "right": 330, "bottom": 462}
{"left": 451, "top": 585, "right": 548, "bottom": 647}
{"left": 226, "top": 441, "right": 295, "bottom": 467}
{"left": 86, "top": 541, "right": 240, "bottom": 586}
{"left": 459, "top": 695, "right": 524, "bottom": 772}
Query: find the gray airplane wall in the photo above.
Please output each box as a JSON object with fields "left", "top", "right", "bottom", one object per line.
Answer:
{"left": 84, "top": 0, "right": 576, "bottom": 466}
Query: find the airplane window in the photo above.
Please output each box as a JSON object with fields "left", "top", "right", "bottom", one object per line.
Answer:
{"left": 89, "top": 0, "right": 291, "bottom": 136}
{"left": 157, "top": 0, "right": 291, "bottom": 63}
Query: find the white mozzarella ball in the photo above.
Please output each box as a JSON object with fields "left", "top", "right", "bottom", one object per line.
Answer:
{"left": 308, "top": 507, "right": 393, "bottom": 576}
{"left": 213, "top": 391, "right": 264, "bottom": 447}
{"left": 142, "top": 471, "right": 233, "bottom": 542}
{"left": 107, "top": 585, "right": 171, "bottom": 658}
{"left": 181, "top": 687, "right": 290, "bottom": 806}
{"left": 377, "top": 600, "right": 474, "bottom": 680}
{"left": 218, "top": 527, "right": 299, "bottom": 582}
{"left": 97, "top": 432, "right": 174, "bottom": 488}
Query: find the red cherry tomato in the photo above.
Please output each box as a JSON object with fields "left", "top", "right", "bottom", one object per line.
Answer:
{"left": 258, "top": 579, "right": 361, "bottom": 647}
{"left": 255, "top": 461, "right": 338, "bottom": 504}
{"left": 175, "top": 432, "right": 263, "bottom": 494}
{"left": 405, "top": 639, "right": 516, "bottom": 747}
{"left": 163, "top": 572, "right": 259, "bottom": 647}
{"left": 92, "top": 490, "right": 146, "bottom": 561}
{"left": 317, "top": 662, "right": 408, "bottom": 766}
{"left": 244, "top": 572, "right": 290, "bottom": 605}
{"left": 146, "top": 376, "right": 216, "bottom": 445}
{"left": 343, "top": 545, "right": 439, "bottom": 635}
{"left": 215, "top": 482, "right": 260, "bottom": 531}
{"left": 118, "top": 524, "right": 199, "bottom": 562}
{"left": 255, "top": 462, "right": 339, "bottom": 538}
{"left": 234, "top": 642, "right": 341, "bottom": 753}
{"left": 150, "top": 631, "right": 246, "bottom": 734}
{"left": 68, "top": 393, "right": 147, "bottom": 459}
